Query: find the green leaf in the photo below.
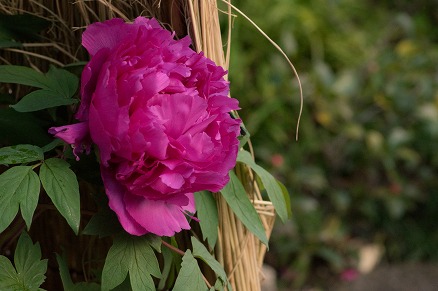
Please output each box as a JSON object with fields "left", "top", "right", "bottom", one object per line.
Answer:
{"left": 0, "top": 65, "right": 51, "bottom": 89}
{"left": 194, "top": 191, "right": 219, "bottom": 248}
{"left": 82, "top": 192, "right": 124, "bottom": 237}
{"left": 191, "top": 237, "right": 229, "bottom": 289}
{"left": 230, "top": 111, "right": 250, "bottom": 148}
{"left": 238, "top": 122, "right": 251, "bottom": 148}
{"left": 39, "top": 158, "right": 80, "bottom": 234}
{"left": 0, "top": 108, "right": 51, "bottom": 147}
{"left": 46, "top": 66, "right": 79, "bottom": 98}
{"left": 0, "top": 256, "right": 18, "bottom": 289}
{"left": 158, "top": 247, "right": 174, "bottom": 290}
{"left": 1, "top": 65, "right": 79, "bottom": 113}
{"left": 237, "top": 150, "right": 288, "bottom": 222}
{"left": 214, "top": 278, "right": 225, "bottom": 291}
{"left": 0, "top": 13, "right": 49, "bottom": 41}
{"left": 14, "top": 232, "right": 48, "bottom": 290}
{"left": 56, "top": 253, "right": 74, "bottom": 290}
{"left": 41, "top": 139, "right": 64, "bottom": 153}
{"left": 129, "top": 258, "right": 155, "bottom": 291}
{"left": 127, "top": 234, "right": 161, "bottom": 291}
{"left": 111, "top": 276, "right": 132, "bottom": 291}
{"left": 173, "top": 250, "right": 208, "bottom": 291}
{"left": 170, "top": 237, "right": 182, "bottom": 273}
{"left": 10, "top": 89, "right": 78, "bottom": 112}
{"left": 0, "top": 232, "right": 48, "bottom": 291}
{"left": 0, "top": 144, "right": 44, "bottom": 165}
{"left": 101, "top": 234, "right": 160, "bottom": 291}
{"left": 82, "top": 207, "right": 123, "bottom": 238}
{"left": 277, "top": 180, "right": 292, "bottom": 218}
{"left": 20, "top": 174, "right": 41, "bottom": 231}
{"left": 56, "top": 253, "right": 100, "bottom": 291}
{"left": 62, "top": 62, "right": 87, "bottom": 77}
{"left": 147, "top": 234, "right": 162, "bottom": 253}
{"left": 63, "top": 61, "right": 88, "bottom": 68}
{"left": 221, "top": 171, "right": 268, "bottom": 246}
{"left": 101, "top": 240, "right": 129, "bottom": 291}
{"left": 0, "top": 40, "right": 22, "bottom": 48}
{"left": 0, "top": 166, "right": 40, "bottom": 232}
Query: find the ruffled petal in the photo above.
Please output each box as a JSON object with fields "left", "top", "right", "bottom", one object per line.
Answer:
{"left": 101, "top": 167, "right": 146, "bottom": 235}
{"left": 182, "top": 192, "right": 196, "bottom": 213}
{"left": 133, "top": 16, "right": 161, "bottom": 29}
{"left": 48, "top": 122, "right": 91, "bottom": 160}
{"left": 77, "top": 48, "right": 110, "bottom": 121}
{"left": 88, "top": 63, "right": 130, "bottom": 165}
{"left": 82, "top": 17, "right": 163, "bottom": 57}
{"left": 124, "top": 193, "right": 192, "bottom": 237}
{"left": 82, "top": 18, "right": 133, "bottom": 56}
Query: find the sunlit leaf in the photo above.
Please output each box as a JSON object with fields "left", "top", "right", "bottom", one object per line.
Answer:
{"left": 237, "top": 150, "right": 288, "bottom": 222}
{"left": 173, "top": 250, "right": 207, "bottom": 291}
{"left": 191, "top": 237, "right": 229, "bottom": 289}
{"left": 101, "top": 234, "right": 160, "bottom": 291}
{"left": 277, "top": 180, "right": 292, "bottom": 218}
{"left": 221, "top": 171, "right": 268, "bottom": 246}
{"left": 194, "top": 191, "right": 218, "bottom": 248}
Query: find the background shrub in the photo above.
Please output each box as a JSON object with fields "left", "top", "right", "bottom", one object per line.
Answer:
{"left": 227, "top": 0, "right": 438, "bottom": 288}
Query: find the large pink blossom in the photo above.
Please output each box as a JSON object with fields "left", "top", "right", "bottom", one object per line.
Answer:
{"left": 49, "top": 17, "right": 241, "bottom": 236}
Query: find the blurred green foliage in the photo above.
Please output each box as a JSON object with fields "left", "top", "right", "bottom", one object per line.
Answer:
{"left": 227, "top": 0, "right": 438, "bottom": 288}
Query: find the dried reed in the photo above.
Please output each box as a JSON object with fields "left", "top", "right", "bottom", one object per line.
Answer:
{"left": 186, "top": 4, "right": 276, "bottom": 290}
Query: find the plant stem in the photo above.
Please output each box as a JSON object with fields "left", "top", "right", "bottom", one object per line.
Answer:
{"left": 161, "top": 240, "right": 185, "bottom": 256}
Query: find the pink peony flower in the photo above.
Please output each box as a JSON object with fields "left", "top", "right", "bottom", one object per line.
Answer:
{"left": 49, "top": 17, "right": 241, "bottom": 236}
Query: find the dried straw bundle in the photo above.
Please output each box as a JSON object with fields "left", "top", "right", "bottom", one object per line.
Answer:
{"left": 0, "top": 1, "right": 276, "bottom": 290}
{"left": 187, "top": 2, "right": 275, "bottom": 290}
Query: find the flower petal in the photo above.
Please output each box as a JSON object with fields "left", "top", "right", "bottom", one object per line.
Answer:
{"left": 182, "top": 192, "right": 196, "bottom": 213}
{"left": 88, "top": 63, "right": 130, "bottom": 165}
{"left": 77, "top": 48, "right": 110, "bottom": 121}
{"left": 48, "top": 122, "right": 87, "bottom": 144}
{"left": 82, "top": 18, "right": 127, "bottom": 56}
{"left": 160, "top": 172, "right": 185, "bottom": 189}
{"left": 82, "top": 17, "right": 163, "bottom": 57}
{"left": 48, "top": 122, "right": 91, "bottom": 160}
{"left": 124, "top": 194, "right": 192, "bottom": 237}
{"left": 101, "top": 167, "right": 146, "bottom": 235}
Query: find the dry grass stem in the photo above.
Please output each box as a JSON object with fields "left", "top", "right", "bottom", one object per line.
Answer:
{"left": 221, "top": 0, "right": 303, "bottom": 140}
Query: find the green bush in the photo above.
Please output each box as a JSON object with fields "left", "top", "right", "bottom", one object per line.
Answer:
{"left": 228, "top": 0, "right": 438, "bottom": 288}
